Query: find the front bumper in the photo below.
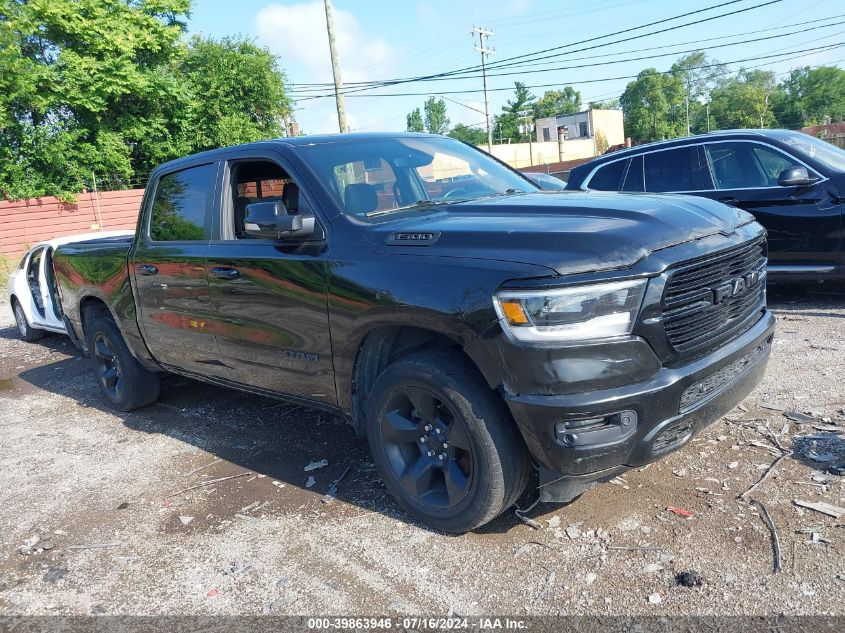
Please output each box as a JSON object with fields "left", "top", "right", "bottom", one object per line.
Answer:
{"left": 504, "top": 309, "right": 775, "bottom": 502}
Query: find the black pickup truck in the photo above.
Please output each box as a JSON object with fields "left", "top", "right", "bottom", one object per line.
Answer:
{"left": 54, "top": 133, "right": 775, "bottom": 532}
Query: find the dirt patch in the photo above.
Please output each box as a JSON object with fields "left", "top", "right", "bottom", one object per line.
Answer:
{"left": 0, "top": 287, "right": 843, "bottom": 615}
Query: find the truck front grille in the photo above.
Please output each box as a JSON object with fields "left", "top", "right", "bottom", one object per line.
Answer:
{"left": 662, "top": 238, "right": 766, "bottom": 355}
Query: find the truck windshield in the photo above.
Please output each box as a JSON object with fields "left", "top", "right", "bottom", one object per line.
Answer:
{"left": 298, "top": 136, "right": 537, "bottom": 218}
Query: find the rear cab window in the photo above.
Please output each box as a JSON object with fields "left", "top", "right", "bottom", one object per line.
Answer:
{"left": 149, "top": 164, "right": 215, "bottom": 241}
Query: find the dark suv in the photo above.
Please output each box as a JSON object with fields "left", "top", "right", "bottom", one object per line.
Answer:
{"left": 566, "top": 129, "right": 845, "bottom": 281}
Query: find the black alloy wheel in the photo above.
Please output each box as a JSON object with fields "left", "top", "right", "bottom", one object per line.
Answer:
{"left": 93, "top": 332, "right": 125, "bottom": 401}
{"left": 365, "top": 350, "right": 530, "bottom": 533}
{"left": 379, "top": 386, "right": 474, "bottom": 509}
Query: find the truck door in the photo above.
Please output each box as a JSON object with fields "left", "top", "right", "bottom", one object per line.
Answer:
{"left": 203, "top": 152, "right": 336, "bottom": 406}
{"left": 130, "top": 161, "right": 228, "bottom": 378}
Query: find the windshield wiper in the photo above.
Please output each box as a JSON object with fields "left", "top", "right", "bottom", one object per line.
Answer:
{"left": 365, "top": 199, "right": 457, "bottom": 218}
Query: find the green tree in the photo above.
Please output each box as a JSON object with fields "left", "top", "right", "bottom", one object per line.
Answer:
{"left": 709, "top": 70, "right": 776, "bottom": 130}
{"left": 531, "top": 87, "right": 581, "bottom": 119}
{"left": 180, "top": 35, "right": 290, "bottom": 152}
{"left": 423, "top": 97, "right": 450, "bottom": 135}
{"left": 670, "top": 51, "right": 726, "bottom": 134}
{"left": 406, "top": 107, "right": 424, "bottom": 132}
{"left": 774, "top": 66, "right": 845, "bottom": 127}
{"left": 496, "top": 82, "right": 537, "bottom": 143}
{"left": 0, "top": 1, "right": 291, "bottom": 200}
{"left": 448, "top": 123, "right": 486, "bottom": 145}
{"left": 591, "top": 98, "right": 621, "bottom": 110}
{"left": 620, "top": 68, "right": 684, "bottom": 142}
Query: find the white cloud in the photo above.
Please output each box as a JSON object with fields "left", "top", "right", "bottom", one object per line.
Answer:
{"left": 255, "top": 1, "right": 393, "bottom": 84}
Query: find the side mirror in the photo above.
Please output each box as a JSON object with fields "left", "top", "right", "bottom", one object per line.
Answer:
{"left": 243, "top": 201, "right": 305, "bottom": 239}
{"left": 777, "top": 166, "right": 816, "bottom": 187}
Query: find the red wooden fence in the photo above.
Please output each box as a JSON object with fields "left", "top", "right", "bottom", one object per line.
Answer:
{"left": 0, "top": 188, "right": 144, "bottom": 259}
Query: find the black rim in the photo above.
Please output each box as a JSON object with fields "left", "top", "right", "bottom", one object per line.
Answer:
{"left": 14, "top": 304, "right": 27, "bottom": 336}
{"left": 93, "top": 333, "right": 124, "bottom": 400}
{"left": 380, "top": 387, "right": 473, "bottom": 509}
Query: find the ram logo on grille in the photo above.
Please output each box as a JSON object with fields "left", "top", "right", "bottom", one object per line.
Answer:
{"left": 712, "top": 270, "right": 760, "bottom": 305}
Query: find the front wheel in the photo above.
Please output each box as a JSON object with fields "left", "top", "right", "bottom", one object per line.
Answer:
{"left": 86, "top": 316, "right": 160, "bottom": 411}
{"left": 365, "top": 350, "right": 530, "bottom": 533}
{"left": 12, "top": 299, "right": 44, "bottom": 342}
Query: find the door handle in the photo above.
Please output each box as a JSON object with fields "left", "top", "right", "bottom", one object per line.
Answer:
{"left": 210, "top": 267, "right": 240, "bottom": 280}
{"left": 136, "top": 264, "right": 158, "bottom": 276}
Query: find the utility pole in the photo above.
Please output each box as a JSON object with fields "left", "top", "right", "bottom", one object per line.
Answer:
{"left": 472, "top": 26, "right": 494, "bottom": 152}
{"left": 324, "top": 0, "right": 348, "bottom": 133}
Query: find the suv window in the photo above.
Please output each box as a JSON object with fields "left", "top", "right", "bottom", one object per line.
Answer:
{"left": 622, "top": 155, "right": 644, "bottom": 192}
{"left": 644, "top": 146, "right": 710, "bottom": 192}
{"left": 149, "top": 164, "right": 215, "bottom": 241}
{"left": 587, "top": 159, "right": 626, "bottom": 190}
{"left": 704, "top": 142, "right": 809, "bottom": 189}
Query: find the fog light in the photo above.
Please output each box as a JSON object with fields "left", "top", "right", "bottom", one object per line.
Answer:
{"left": 554, "top": 411, "right": 638, "bottom": 447}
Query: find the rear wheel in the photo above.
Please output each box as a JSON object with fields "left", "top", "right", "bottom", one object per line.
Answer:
{"left": 12, "top": 299, "right": 44, "bottom": 342}
{"left": 86, "top": 316, "right": 160, "bottom": 411}
{"left": 365, "top": 350, "right": 530, "bottom": 533}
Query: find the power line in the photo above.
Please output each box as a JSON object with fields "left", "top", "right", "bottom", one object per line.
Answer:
{"left": 289, "top": 0, "right": 784, "bottom": 97}
{"left": 291, "top": 20, "right": 844, "bottom": 93}
{"left": 294, "top": 43, "right": 845, "bottom": 99}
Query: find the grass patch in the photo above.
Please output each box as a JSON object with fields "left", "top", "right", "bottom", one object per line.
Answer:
{"left": 0, "top": 253, "right": 19, "bottom": 290}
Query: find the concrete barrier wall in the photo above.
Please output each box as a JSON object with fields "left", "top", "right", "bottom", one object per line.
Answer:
{"left": 485, "top": 139, "right": 597, "bottom": 168}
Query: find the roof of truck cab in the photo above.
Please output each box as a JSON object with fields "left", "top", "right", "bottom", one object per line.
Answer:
{"left": 153, "top": 132, "right": 448, "bottom": 173}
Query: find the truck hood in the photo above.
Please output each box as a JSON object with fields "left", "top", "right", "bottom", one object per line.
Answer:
{"left": 366, "top": 191, "right": 755, "bottom": 275}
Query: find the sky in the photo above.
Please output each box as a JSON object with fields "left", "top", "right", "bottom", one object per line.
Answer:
{"left": 188, "top": 0, "right": 845, "bottom": 134}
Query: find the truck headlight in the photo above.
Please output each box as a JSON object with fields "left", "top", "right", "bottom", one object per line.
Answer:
{"left": 494, "top": 279, "right": 647, "bottom": 343}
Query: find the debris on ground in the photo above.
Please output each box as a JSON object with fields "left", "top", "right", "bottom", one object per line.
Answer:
{"left": 784, "top": 411, "right": 815, "bottom": 423}
{"left": 565, "top": 523, "right": 582, "bottom": 539}
{"left": 166, "top": 472, "right": 252, "bottom": 498}
{"left": 271, "top": 480, "right": 286, "bottom": 489}
{"left": 753, "top": 500, "right": 782, "bottom": 573}
{"left": 794, "top": 499, "right": 845, "bottom": 519}
{"left": 117, "top": 502, "right": 129, "bottom": 510}
{"left": 179, "top": 516, "right": 194, "bottom": 525}
{"left": 304, "top": 459, "right": 329, "bottom": 472}
{"left": 514, "top": 498, "right": 542, "bottom": 530}
{"left": 18, "top": 535, "right": 54, "bottom": 556}
{"left": 666, "top": 506, "right": 694, "bottom": 517}
{"left": 738, "top": 451, "right": 792, "bottom": 499}
{"left": 322, "top": 465, "right": 352, "bottom": 504}
{"left": 675, "top": 570, "right": 705, "bottom": 587}
{"left": 643, "top": 563, "right": 664, "bottom": 574}
{"left": 585, "top": 573, "right": 597, "bottom": 585}
{"left": 648, "top": 593, "right": 662, "bottom": 604}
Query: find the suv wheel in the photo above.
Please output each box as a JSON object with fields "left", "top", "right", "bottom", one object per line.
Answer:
{"left": 86, "top": 316, "right": 160, "bottom": 411}
{"left": 366, "top": 350, "right": 530, "bottom": 533}
{"left": 12, "top": 299, "right": 44, "bottom": 342}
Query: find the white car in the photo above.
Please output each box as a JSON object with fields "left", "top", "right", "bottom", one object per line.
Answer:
{"left": 7, "top": 231, "right": 134, "bottom": 342}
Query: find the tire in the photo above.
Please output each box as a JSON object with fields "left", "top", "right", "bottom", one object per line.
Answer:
{"left": 12, "top": 299, "right": 45, "bottom": 342}
{"left": 365, "top": 350, "right": 530, "bottom": 533}
{"left": 86, "top": 316, "right": 160, "bottom": 411}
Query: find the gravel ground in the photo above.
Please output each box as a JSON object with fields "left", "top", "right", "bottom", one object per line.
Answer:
{"left": 0, "top": 286, "right": 843, "bottom": 616}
